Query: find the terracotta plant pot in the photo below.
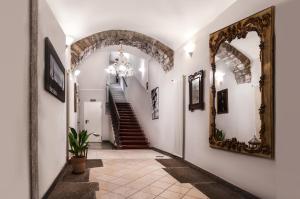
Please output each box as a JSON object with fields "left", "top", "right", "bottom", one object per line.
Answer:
{"left": 70, "top": 156, "right": 86, "bottom": 174}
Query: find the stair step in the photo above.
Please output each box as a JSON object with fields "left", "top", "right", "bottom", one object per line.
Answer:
{"left": 119, "top": 111, "right": 134, "bottom": 113}
{"left": 120, "top": 136, "right": 146, "bottom": 140}
{"left": 120, "top": 117, "right": 136, "bottom": 119}
{"left": 120, "top": 121, "right": 139, "bottom": 123}
{"left": 120, "top": 125, "right": 140, "bottom": 129}
{"left": 120, "top": 140, "right": 148, "bottom": 145}
{"left": 120, "top": 129, "right": 143, "bottom": 132}
{"left": 119, "top": 144, "right": 149, "bottom": 149}
{"left": 119, "top": 133, "right": 145, "bottom": 136}
{"left": 119, "top": 112, "right": 134, "bottom": 114}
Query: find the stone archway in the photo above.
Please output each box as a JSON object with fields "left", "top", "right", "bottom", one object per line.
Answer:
{"left": 71, "top": 30, "right": 174, "bottom": 71}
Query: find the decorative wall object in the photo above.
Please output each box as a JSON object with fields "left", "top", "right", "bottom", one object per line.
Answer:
{"left": 217, "top": 89, "right": 228, "bottom": 114}
{"left": 209, "top": 7, "right": 275, "bottom": 159}
{"left": 71, "top": 30, "right": 174, "bottom": 72}
{"left": 74, "top": 83, "right": 79, "bottom": 112}
{"left": 44, "top": 37, "right": 65, "bottom": 102}
{"left": 151, "top": 87, "right": 159, "bottom": 120}
{"left": 188, "top": 70, "right": 205, "bottom": 111}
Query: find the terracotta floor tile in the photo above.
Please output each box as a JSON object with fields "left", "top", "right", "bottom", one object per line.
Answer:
{"left": 112, "top": 186, "right": 139, "bottom": 197}
{"left": 167, "top": 184, "right": 191, "bottom": 194}
{"left": 186, "top": 188, "right": 209, "bottom": 199}
{"left": 128, "top": 191, "right": 156, "bottom": 199}
{"left": 159, "top": 190, "right": 184, "bottom": 199}
{"left": 142, "top": 185, "right": 165, "bottom": 195}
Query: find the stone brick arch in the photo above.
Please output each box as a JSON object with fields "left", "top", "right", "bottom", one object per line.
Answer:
{"left": 71, "top": 30, "right": 174, "bottom": 71}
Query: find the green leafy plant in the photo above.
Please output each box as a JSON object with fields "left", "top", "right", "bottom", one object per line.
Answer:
{"left": 68, "top": 128, "right": 92, "bottom": 158}
{"left": 215, "top": 128, "right": 225, "bottom": 141}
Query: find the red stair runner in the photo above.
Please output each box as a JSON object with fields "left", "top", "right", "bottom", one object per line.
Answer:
{"left": 116, "top": 103, "right": 149, "bottom": 149}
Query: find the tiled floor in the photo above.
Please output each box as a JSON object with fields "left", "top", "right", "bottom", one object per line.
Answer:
{"left": 88, "top": 149, "right": 209, "bottom": 199}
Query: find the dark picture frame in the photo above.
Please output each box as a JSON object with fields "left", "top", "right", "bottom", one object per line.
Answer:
{"left": 44, "top": 37, "right": 65, "bottom": 102}
{"left": 188, "top": 70, "right": 205, "bottom": 111}
{"left": 74, "top": 83, "right": 79, "bottom": 112}
{"left": 151, "top": 87, "right": 159, "bottom": 120}
{"left": 217, "top": 89, "right": 228, "bottom": 114}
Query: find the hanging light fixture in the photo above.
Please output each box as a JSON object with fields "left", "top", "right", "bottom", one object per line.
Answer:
{"left": 105, "top": 42, "right": 134, "bottom": 77}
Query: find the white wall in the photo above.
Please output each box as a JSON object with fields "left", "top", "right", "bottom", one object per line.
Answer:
{"left": 175, "top": 0, "right": 300, "bottom": 198}
{"left": 124, "top": 59, "right": 184, "bottom": 157}
{"left": 66, "top": 46, "right": 78, "bottom": 131}
{"left": 38, "top": 0, "right": 67, "bottom": 197}
{"left": 77, "top": 50, "right": 111, "bottom": 140}
{"left": 123, "top": 0, "right": 300, "bottom": 198}
{"left": 0, "top": 0, "right": 30, "bottom": 198}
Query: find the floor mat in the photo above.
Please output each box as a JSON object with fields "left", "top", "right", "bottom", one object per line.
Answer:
{"left": 86, "top": 159, "right": 103, "bottom": 168}
{"left": 62, "top": 167, "right": 90, "bottom": 182}
{"left": 45, "top": 159, "right": 103, "bottom": 199}
{"left": 61, "top": 159, "right": 103, "bottom": 182}
{"left": 47, "top": 182, "right": 98, "bottom": 199}
{"left": 156, "top": 159, "right": 259, "bottom": 199}
{"left": 194, "top": 182, "right": 259, "bottom": 199}
{"left": 164, "top": 167, "right": 215, "bottom": 183}
{"left": 156, "top": 158, "right": 188, "bottom": 167}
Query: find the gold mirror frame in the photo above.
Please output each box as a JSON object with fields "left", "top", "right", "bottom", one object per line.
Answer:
{"left": 209, "top": 7, "right": 275, "bottom": 159}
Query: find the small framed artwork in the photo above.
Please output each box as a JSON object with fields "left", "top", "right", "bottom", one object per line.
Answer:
{"left": 44, "top": 37, "right": 65, "bottom": 102}
{"left": 188, "top": 70, "right": 205, "bottom": 111}
{"left": 74, "top": 83, "right": 79, "bottom": 112}
{"left": 151, "top": 87, "right": 159, "bottom": 120}
{"left": 217, "top": 89, "right": 228, "bottom": 114}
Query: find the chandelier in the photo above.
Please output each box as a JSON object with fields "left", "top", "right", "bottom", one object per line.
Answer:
{"left": 105, "top": 43, "right": 134, "bottom": 77}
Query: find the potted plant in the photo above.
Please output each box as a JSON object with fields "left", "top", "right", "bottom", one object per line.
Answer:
{"left": 68, "top": 128, "right": 91, "bottom": 174}
{"left": 215, "top": 128, "right": 225, "bottom": 141}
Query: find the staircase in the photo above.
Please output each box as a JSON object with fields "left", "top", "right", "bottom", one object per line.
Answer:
{"left": 109, "top": 84, "right": 149, "bottom": 149}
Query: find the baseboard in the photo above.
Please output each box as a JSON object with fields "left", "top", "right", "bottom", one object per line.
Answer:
{"left": 42, "top": 162, "right": 68, "bottom": 199}
{"left": 152, "top": 147, "right": 258, "bottom": 199}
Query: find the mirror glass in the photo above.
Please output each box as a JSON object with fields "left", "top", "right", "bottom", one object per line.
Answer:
{"left": 214, "top": 31, "right": 261, "bottom": 144}
{"left": 192, "top": 78, "right": 200, "bottom": 104}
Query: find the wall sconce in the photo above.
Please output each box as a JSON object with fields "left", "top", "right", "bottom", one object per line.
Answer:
{"left": 74, "top": 69, "right": 81, "bottom": 76}
{"left": 215, "top": 71, "right": 225, "bottom": 84}
{"left": 66, "top": 35, "right": 74, "bottom": 46}
{"left": 184, "top": 42, "right": 196, "bottom": 57}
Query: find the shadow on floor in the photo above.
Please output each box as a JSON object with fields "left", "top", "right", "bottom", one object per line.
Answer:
{"left": 45, "top": 159, "right": 103, "bottom": 199}
{"left": 156, "top": 159, "right": 260, "bottom": 199}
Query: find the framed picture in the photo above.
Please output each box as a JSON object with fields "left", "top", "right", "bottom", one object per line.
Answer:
{"left": 74, "top": 83, "right": 79, "bottom": 112}
{"left": 151, "top": 87, "right": 159, "bottom": 120}
{"left": 44, "top": 37, "right": 65, "bottom": 102}
{"left": 217, "top": 89, "right": 228, "bottom": 114}
{"left": 188, "top": 70, "right": 205, "bottom": 111}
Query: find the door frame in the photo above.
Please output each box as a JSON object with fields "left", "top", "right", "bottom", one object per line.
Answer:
{"left": 84, "top": 101, "right": 103, "bottom": 142}
{"left": 29, "top": 0, "right": 39, "bottom": 198}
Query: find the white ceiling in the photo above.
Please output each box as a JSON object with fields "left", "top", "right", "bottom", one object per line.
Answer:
{"left": 46, "top": 0, "right": 236, "bottom": 49}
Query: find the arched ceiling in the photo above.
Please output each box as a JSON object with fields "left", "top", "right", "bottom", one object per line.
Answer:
{"left": 71, "top": 30, "right": 174, "bottom": 71}
{"left": 46, "top": 0, "right": 236, "bottom": 49}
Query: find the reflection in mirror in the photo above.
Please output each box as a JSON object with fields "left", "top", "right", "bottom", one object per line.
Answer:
{"left": 214, "top": 31, "right": 261, "bottom": 144}
{"left": 192, "top": 78, "right": 200, "bottom": 104}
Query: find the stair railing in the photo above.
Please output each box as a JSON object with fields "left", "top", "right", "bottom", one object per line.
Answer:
{"left": 109, "top": 89, "right": 121, "bottom": 146}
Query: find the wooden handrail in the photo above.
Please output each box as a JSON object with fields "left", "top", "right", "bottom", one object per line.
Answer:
{"left": 122, "top": 76, "right": 128, "bottom": 87}
{"left": 109, "top": 89, "right": 120, "bottom": 145}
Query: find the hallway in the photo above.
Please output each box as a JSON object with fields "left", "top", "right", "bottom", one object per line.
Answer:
{"left": 2, "top": 0, "right": 300, "bottom": 198}
{"left": 87, "top": 150, "right": 208, "bottom": 199}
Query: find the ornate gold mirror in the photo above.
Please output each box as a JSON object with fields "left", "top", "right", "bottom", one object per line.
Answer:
{"left": 209, "top": 7, "right": 275, "bottom": 159}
